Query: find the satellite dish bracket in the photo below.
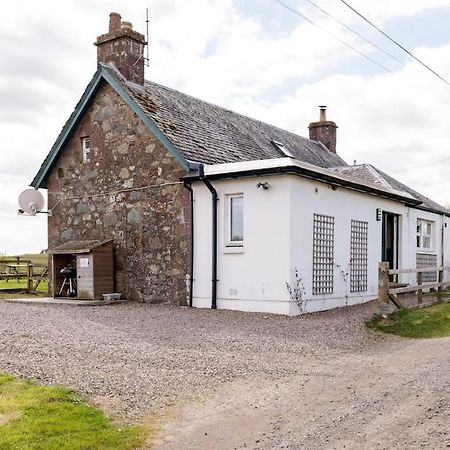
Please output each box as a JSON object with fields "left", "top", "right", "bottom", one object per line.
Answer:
{"left": 18, "top": 208, "right": 52, "bottom": 217}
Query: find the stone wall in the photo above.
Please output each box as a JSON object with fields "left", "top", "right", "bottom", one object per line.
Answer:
{"left": 47, "top": 82, "right": 190, "bottom": 304}
{"left": 308, "top": 121, "right": 338, "bottom": 153}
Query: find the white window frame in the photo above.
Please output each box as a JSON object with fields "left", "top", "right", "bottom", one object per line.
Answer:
{"left": 82, "top": 137, "right": 91, "bottom": 163}
{"left": 416, "top": 218, "right": 434, "bottom": 252}
{"left": 226, "top": 194, "right": 244, "bottom": 248}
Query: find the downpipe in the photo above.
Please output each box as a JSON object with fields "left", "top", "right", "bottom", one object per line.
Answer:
{"left": 199, "top": 165, "right": 218, "bottom": 309}
{"left": 183, "top": 181, "right": 194, "bottom": 307}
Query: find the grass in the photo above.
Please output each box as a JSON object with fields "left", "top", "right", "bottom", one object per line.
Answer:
{"left": 0, "top": 281, "right": 49, "bottom": 299}
{"left": 0, "top": 253, "right": 49, "bottom": 299}
{"left": 367, "top": 302, "right": 450, "bottom": 338}
{"left": 0, "top": 373, "right": 145, "bottom": 450}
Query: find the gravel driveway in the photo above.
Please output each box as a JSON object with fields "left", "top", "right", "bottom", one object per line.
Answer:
{"left": 0, "top": 301, "right": 449, "bottom": 449}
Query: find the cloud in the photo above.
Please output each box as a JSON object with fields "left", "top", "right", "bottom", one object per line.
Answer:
{"left": 229, "top": 43, "right": 450, "bottom": 204}
{"left": 1, "top": 0, "right": 450, "bottom": 254}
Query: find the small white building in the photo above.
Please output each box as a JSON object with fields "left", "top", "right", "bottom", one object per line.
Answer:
{"left": 189, "top": 157, "right": 450, "bottom": 315}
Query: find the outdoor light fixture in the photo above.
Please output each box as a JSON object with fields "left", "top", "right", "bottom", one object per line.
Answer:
{"left": 256, "top": 181, "right": 270, "bottom": 190}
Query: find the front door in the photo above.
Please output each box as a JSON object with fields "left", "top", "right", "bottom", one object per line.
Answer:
{"left": 381, "top": 212, "right": 399, "bottom": 281}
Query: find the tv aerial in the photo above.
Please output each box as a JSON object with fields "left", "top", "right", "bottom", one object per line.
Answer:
{"left": 18, "top": 189, "right": 48, "bottom": 216}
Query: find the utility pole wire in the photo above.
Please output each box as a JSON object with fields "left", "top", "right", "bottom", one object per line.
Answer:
{"left": 338, "top": 0, "right": 450, "bottom": 86}
{"left": 391, "top": 156, "right": 450, "bottom": 174}
{"left": 274, "top": 0, "right": 393, "bottom": 74}
{"left": 302, "top": 0, "right": 404, "bottom": 66}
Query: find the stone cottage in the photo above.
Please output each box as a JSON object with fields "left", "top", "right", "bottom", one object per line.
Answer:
{"left": 32, "top": 13, "right": 449, "bottom": 312}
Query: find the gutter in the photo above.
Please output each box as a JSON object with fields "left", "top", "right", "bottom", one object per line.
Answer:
{"left": 183, "top": 181, "right": 194, "bottom": 307}
{"left": 198, "top": 164, "right": 218, "bottom": 309}
{"left": 186, "top": 165, "right": 424, "bottom": 209}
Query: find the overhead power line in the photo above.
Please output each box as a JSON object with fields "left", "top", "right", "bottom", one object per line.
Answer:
{"left": 302, "top": 0, "right": 404, "bottom": 67}
{"left": 338, "top": 0, "right": 450, "bottom": 86}
{"left": 274, "top": 0, "right": 393, "bottom": 74}
{"left": 392, "top": 156, "right": 450, "bottom": 174}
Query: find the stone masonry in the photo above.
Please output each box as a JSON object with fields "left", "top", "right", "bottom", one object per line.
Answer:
{"left": 95, "top": 12, "right": 147, "bottom": 86}
{"left": 308, "top": 106, "right": 338, "bottom": 153}
{"left": 47, "top": 82, "right": 190, "bottom": 304}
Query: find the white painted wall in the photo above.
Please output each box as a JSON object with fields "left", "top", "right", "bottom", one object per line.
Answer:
{"left": 287, "top": 175, "right": 450, "bottom": 314}
{"left": 192, "top": 173, "right": 450, "bottom": 316}
{"left": 192, "top": 176, "right": 292, "bottom": 314}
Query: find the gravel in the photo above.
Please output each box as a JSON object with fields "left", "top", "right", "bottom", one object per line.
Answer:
{"left": 0, "top": 301, "right": 381, "bottom": 420}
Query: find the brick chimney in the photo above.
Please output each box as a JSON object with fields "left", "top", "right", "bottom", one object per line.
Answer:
{"left": 308, "top": 106, "right": 338, "bottom": 153}
{"left": 95, "top": 12, "right": 147, "bottom": 85}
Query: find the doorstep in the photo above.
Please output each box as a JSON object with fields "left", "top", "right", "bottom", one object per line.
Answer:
{"left": 3, "top": 297, "right": 128, "bottom": 306}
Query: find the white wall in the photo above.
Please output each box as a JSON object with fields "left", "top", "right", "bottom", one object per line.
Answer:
{"left": 287, "top": 175, "right": 450, "bottom": 314}
{"left": 192, "top": 176, "right": 292, "bottom": 314}
{"left": 192, "top": 173, "right": 450, "bottom": 316}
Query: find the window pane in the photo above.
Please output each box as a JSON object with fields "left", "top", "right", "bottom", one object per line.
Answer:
{"left": 82, "top": 137, "right": 91, "bottom": 163}
{"left": 230, "top": 197, "right": 243, "bottom": 242}
{"left": 417, "top": 219, "right": 434, "bottom": 250}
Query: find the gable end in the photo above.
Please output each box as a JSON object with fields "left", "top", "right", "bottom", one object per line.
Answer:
{"left": 31, "top": 65, "right": 189, "bottom": 189}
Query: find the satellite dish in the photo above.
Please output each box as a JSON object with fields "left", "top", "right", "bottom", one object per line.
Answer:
{"left": 18, "top": 189, "right": 45, "bottom": 216}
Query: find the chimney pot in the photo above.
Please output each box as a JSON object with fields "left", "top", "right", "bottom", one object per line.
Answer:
{"left": 121, "top": 21, "right": 133, "bottom": 30}
{"left": 319, "top": 105, "right": 327, "bottom": 122}
{"left": 109, "top": 12, "right": 122, "bottom": 32}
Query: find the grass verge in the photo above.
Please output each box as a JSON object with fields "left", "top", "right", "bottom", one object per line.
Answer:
{"left": 367, "top": 302, "right": 450, "bottom": 338}
{"left": 0, "top": 280, "right": 48, "bottom": 299}
{"left": 0, "top": 373, "right": 145, "bottom": 449}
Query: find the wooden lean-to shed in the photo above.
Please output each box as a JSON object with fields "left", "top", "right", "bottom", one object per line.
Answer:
{"left": 49, "top": 240, "right": 114, "bottom": 300}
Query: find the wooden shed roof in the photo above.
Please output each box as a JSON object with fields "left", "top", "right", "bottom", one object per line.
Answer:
{"left": 49, "top": 239, "right": 113, "bottom": 254}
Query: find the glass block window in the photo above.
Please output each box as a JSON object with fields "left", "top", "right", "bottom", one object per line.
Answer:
{"left": 350, "top": 220, "right": 368, "bottom": 292}
{"left": 312, "top": 214, "right": 334, "bottom": 295}
{"left": 416, "top": 252, "right": 438, "bottom": 282}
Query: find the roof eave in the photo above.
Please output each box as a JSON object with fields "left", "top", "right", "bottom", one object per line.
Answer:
{"left": 31, "top": 68, "right": 104, "bottom": 189}
{"left": 184, "top": 164, "right": 423, "bottom": 207}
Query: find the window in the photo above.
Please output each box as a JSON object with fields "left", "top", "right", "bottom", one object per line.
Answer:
{"left": 312, "top": 214, "right": 334, "bottom": 295}
{"left": 271, "top": 139, "right": 294, "bottom": 158}
{"left": 228, "top": 195, "right": 243, "bottom": 246}
{"left": 417, "top": 219, "right": 433, "bottom": 251}
{"left": 82, "top": 137, "right": 91, "bottom": 163}
{"left": 350, "top": 220, "right": 368, "bottom": 292}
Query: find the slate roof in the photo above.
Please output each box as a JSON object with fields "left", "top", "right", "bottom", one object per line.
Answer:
{"left": 330, "top": 164, "right": 450, "bottom": 215}
{"left": 105, "top": 66, "right": 347, "bottom": 168}
{"left": 31, "top": 65, "right": 448, "bottom": 216}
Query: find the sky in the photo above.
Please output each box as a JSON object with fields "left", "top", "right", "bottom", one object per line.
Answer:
{"left": 1, "top": 0, "right": 450, "bottom": 254}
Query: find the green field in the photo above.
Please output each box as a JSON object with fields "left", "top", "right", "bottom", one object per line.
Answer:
{"left": 0, "top": 253, "right": 49, "bottom": 299}
{"left": 0, "top": 373, "right": 145, "bottom": 449}
{"left": 0, "top": 253, "right": 48, "bottom": 267}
